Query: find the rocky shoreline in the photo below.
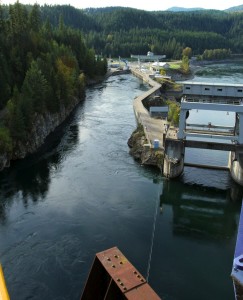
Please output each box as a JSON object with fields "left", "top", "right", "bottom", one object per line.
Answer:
{"left": 127, "top": 125, "right": 164, "bottom": 171}
{"left": 0, "top": 68, "right": 132, "bottom": 172}
{"left": 0, "top": 97, "right": 82, "bottom": 171}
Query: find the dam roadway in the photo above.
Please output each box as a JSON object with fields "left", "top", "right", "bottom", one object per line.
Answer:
{"left": 131, "top": 68, "right": 178, "bottom": 149}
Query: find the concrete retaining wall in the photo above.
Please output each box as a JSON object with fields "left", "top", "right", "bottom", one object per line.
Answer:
{"left": 131, "top": 68, "right": 163, "bottom": 147}
{"left": 229, "top": 151, "right": 243, "bottom": 186}
{"left": 131, "top": 68, "right": 184, "bottom": 178}
{"left": 163, "top": 139, "right": 185, "bottom": 178}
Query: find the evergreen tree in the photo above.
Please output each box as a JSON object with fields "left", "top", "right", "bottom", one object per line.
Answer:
{"left": 84, "top": 49, "right": 96, "bottom": 78}
{"left": 22, "top": 60, "right": 48, "bottom": 114}
{"left": 0, "top": 126, "right": 12, "bottom": 154}
{"left": 6, "top": 87, "right": 26, "bottom": 140}
{"left": 29, "top": 3, "right": 41, "bottom": 32}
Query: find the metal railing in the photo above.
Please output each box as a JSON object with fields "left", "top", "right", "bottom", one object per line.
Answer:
{"left": 182, "top": 96, "right": 242, "bottom": 105}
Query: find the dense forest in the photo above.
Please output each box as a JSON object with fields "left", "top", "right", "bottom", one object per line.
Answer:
{"left": 11, "top": 5, "right": 242, "bottom": 59}
{"left": 1, "top": 2, "right": 243, "bottom": 163}
{"left": 2, "top": 4, "right": 243, "bottom": 61}
{"left": 0, "top": 2, "right": 107, "bottom": 157}
{"left": 83, "top": 8, "right": 243, "bottom": 58}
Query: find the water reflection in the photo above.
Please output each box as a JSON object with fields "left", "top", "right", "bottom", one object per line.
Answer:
{"left": 0, "top": 121, "right": 80, "bottom": 222}
{"left": 160, "top": 179, "right": 242, "bottom": 240}
{"left": 0, "top": 70, "right": 241, "bottom": 300}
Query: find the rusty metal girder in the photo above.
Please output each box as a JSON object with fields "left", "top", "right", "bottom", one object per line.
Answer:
{"left": 81, "top": 246, "right": 161, "bottom": 300}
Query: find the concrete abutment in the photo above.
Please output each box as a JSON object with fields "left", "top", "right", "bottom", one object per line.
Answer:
{"left": 229, "top": 150, "right": 243, "bottom": 186}
{"left": 163, "top": 139, "right": 185, "bottom": 178}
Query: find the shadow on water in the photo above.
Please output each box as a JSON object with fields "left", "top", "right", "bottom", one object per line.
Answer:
{"left": 160, "top": 178, "right": 243, "bottom": 241}
{"left": 150, "top": 177, "right": 242, "bottom": 300}
{"left": 0, "top": 104, "right": 82, "bottom": 224}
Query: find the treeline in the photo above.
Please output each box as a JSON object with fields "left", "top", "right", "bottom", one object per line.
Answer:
{"left": 26, "top": 5, "right": 243, "bottom": 59}
{"left": 83, "top": 8, "right": 242, "bottom": 58}
{"left": 0, "top": 2, "right": 107, "bottom": 154}
{"left": 2, "top": 4, "right": 243, "bottom": 60}
{"left": 39, "top": 6, "right": 243, "bottom": 58}
{"left": 199, "top": 48, "right": 232, "bottom": 60}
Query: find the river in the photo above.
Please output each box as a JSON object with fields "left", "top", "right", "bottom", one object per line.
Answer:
{"left": 0, "top": 63, "right": 243, "bottom": 300}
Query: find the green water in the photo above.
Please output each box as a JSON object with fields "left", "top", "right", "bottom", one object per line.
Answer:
{"left": 0, "top": 69, "right": 242, "bottom": 300}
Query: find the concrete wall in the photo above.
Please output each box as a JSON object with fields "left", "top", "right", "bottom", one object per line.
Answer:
{"left": 163, "top": 155, "right": 184, "bottom": 178}
{"left": 163, "top": 139, "right": 185, "bottom": 178}
{"left": 131, "top": 68, "right": 161, "bottom": 90}
{"left": 183, "top": 82, "right": 243, "bottom": 98}
{"left": 229, "top": 151, "right": 243, "bottom": 186}
{"left": 131, "top": 68, "right": 185, "bottom": 179}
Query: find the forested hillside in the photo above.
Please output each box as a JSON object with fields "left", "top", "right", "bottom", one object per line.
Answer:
{"left": 83, "top": 8, "right": 243, "bottom": 57}
{"left": 17, "top": 5, "right": 242, "bottom": 59}
{"left": 0, "top": 2, "right": 107, "bottom": 167}
{"left": 2, "top": 4, "right": 243, "bottom": 59}
{"left": 1, "top": 2, "right": 243, "bottom": 170}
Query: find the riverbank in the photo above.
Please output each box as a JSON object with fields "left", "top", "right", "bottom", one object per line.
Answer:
{"left": 127, "top": 125, "right": 164, "bottom": 170}
{"left": 0, "top": 73, "right": 110, "bottom": 172}
{"left": 171, "top": 60, "right": 205, "bottom": 82}
{"left": 0, "top": 97, "right": 83, "bottom": 171}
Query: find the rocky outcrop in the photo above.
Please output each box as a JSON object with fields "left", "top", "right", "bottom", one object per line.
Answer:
{"left": 0, "top": 70, "right": 126, "bottom": 172}
{"left": 0, "top": 97, "right": 81, "bottom": 171}
{"left": 128, "top": 126, "right": 164, "bottom": 171}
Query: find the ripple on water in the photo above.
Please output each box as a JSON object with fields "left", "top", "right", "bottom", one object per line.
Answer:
{"left": 1, "top": 72, "right": 242, "bottom": 300}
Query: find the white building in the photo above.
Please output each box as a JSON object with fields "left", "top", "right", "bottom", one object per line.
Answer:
{"left": 181, "top": 81, "right": 243, "bottom": 98}
{"left": 151, "top": 62, "right": 170, "bottom": 70}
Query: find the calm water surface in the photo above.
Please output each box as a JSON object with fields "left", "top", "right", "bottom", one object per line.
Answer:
{"left": 0, "top": 69, "right": 243, "bottom": 300}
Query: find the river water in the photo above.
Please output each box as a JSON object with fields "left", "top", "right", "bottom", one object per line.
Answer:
{"left": 0, "top": 64, "right": 243, "bottom": 300}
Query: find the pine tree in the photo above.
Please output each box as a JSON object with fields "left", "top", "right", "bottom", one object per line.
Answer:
{"left": 29, "top": 3, "right": 41, "bottom": 32}
{"left": 84, "top": 49, "right": 96, "bottom": 78}
{"left": 22, "top": 61, "right": 48, "bottom": 114}
{"left": 6, "top": 87, "right": 26, "bottom": 140}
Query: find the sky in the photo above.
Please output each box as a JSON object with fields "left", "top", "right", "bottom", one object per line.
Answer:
{"left": 1, "top": 0, "right": 243, "bottom": 11}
